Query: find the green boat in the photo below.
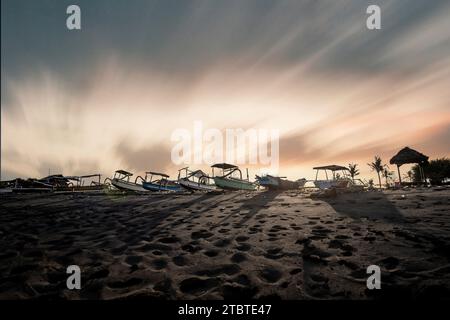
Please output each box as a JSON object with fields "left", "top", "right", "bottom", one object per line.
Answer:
{"left": 212, "top": 163, "right": 256, "bottom": 191}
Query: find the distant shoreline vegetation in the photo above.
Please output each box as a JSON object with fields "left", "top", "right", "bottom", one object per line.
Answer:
{"left": 412, "top": 158, "right": 450, "bottom": 185}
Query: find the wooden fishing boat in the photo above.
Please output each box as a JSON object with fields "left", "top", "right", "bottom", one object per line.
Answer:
{"left": 108, "top": 170, "right": 148, "bottom": 192}
{"left": 7, "top": 177, "right": 55, "bottom": 193}
{"left": 55, "top": 174, "right": 105, "bottom": 192}
{"left": 141, "top": 172, "right": 183, "bottom": 192}
{"left": 313, "top": 165, "right": 352, "bottom": 190}
{"left": 256, "top": 174, "right": 307, "bottom": 190}
{"left": 177, "top": 167, "right": 216, "bottom": 192}
{"left": 211, "top": 163, "right": 256, "bottom": 191}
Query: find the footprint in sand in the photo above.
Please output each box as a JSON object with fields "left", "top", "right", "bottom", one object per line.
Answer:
{"left": 248, "top": 227, "right": 261, "bottom": 234}
{"left": 181, "top": 243, "right": 201, "bottom": 253}
{"left": 195, "top": 264, "right": 241, "bottom": 277}
{"left": 236, "top": 243, "right": 251, "bottom": 251}
{"left": 157, "top": 236, "right": 181, "bottom": 244}
{"left": 230, "top": 252, "right": 247, "bottom": 263}
{"left": 108, "top": 277, "right": 143, "bottom": 289}
{"left": 235, "top": 236, "right": 249, "bottom": 242}
{"left": 10, "top": 264, "right": 38, "bottom": 275}
{"left": 153, "top": 278, "right": 173, "bottom": 294}
{"left": 310, "top": 274, "right": 329, "bottom": 284}
{"left": 213, "top": 238, "right": 232, "bottom": 248}
{"left": 47, "top": 270, "right": 66, "bottom": 284}
{"left": 203, "top": 249, "right": 219, "bottom": 257}
{"left": 328, "top": 239, "right": 345, "bottom": 249}
{"left": 179, "top": 277, "right": 219, "bottom": 295}
{"left": 88, "top": 268, "right": 110, "bottom": 280}
{"left": 289, "top": 268, "right": 302, "bottom": 275}
{"left": 337, "top": 259, "right": 359, "bottom": 270}
{"left": 221, "top": 284, "right": 258, "bottom": 299}
{"left": 233, "top": 274, "right": 251, "bottom": 286}
{"left": 258, "top": 267, "right": 282, "bottom": 283}
{"left": 172, "top": 255, "right": 188, "bottom": 266}
{"left": 151, "top": 258, "right": 168, "bottom": 270}
{"left": 379, "top": 256, "right": 400, "bottom": 270}
{"left": 125, "top": 255, "right": 143, "bottom": 265}
{"left": 349, "top": 268, "right": 367, "bottom": 280}
{"left": 191, "top": 230, "right": 214, "bottom": 240}
{"left": 138, "top": 243, "right": 172, "bottom": 252}
{"left": 264, "top": 248, "right": 284, "bottom": 260}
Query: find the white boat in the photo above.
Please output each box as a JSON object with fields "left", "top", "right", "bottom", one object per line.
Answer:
{"left": 313, "top": 165, "right": 352, "bottom": 190}
{"left": 141, "top": 172, "right": 183, "bottom": 192}
{"left": 108, "top": 170, "right": 148, "bottom": 192}
{"left": 211, "top": 163, "right": 256, "bottom": 191}
{"left": 177, "top": 167, "right": 217, "bottom": 192}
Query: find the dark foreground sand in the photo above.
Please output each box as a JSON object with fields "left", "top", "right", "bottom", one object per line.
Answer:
{"left": 1, "top": 188, "right": 449, "bottom": 300}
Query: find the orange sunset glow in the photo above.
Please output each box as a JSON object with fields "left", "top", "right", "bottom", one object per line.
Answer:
{"left": 2, "top": 1, "right": 449, "bottom": 182}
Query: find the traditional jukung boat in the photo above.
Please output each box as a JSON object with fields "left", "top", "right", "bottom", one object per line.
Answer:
{"left": 108, "top": 170, "right": 148, "bottom": 192}
{"left": 2, "top": 177, "right": 54, "bottom": 193}
{"left": 211, "top": 163, "right": 256, "bottom": 191}
{"left": 141, "top": 172, "right": 183, "bottom": 192}
{"left": 177, "top": 167, "right": 216, "bottom": 192}
{"left": 313, "top": 165, "right": 352, "bottom": 190}
{"left": 55, "top": 174, "right": 105, "bottom": 192}
{"left": 256, "top": 174, "right": 307, "bottom": 190}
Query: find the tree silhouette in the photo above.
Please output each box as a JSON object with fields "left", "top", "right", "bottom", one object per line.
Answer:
{"left": 348, "top": 163, "right": 360, "bottom": 182}
{"left": 368, "top": 156, "right": 384, "bottom": 189}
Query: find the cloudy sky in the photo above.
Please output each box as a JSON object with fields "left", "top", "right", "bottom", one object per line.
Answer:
{"left": 1, "top": 0, "right": 449, "bottom": 181}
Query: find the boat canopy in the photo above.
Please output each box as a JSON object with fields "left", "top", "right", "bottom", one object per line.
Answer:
{"left": 146, "top": 171, "right": 170, "bottom": 178}
{"left": 65, "top": 174, "right": 101, "bottom": 180}
{"left": 115, "top": 170, "right": 133, "bottom": 176}
{"left": 41, "top": 174, "right": 69, "bottom": 180}
{"left": 313, "top": 165, "right": 349, "bottom": 171}
{"left": 211, "top": 163, "right": 238, "bottom": 170}
{"left": 191, "top": 170, "right": 207, "bottom": 178}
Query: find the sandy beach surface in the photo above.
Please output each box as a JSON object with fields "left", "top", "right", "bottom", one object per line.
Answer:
{"left": 1, "top": 188, "right": 449, "bottom": 300}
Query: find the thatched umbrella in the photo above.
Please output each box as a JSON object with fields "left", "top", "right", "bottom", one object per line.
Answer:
{"left": 390, "top": 147, "right": 429, "bottom": 183}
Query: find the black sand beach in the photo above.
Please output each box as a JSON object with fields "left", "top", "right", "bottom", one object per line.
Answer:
{"left": 1, "top": 188, "right": 449, "bottom": 300}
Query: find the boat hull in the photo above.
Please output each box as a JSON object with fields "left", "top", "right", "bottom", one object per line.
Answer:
{"left": 258, "top": 176, "right": 300, "bottom": 190}
{"left": 314, "top": 180, "right": 350, "bottom": 190}
{"left": 11, "top": 188, "right": 53, "bottom": 193}
{"left": 179, "top": 179, "right": 217, "bottom": 192}
{"left": 55, "top": 185, "right": 106, "bottom": 192}
{"left": 142, "top": 181, "right": 183, "bottom": 192}
{"left": 213, "top": 177, "right": 256, "bottom": 191}
{"left": 258, "top": 176, "right": 306, "bottom": 190}
{"left": 111, "top": 179, "right": 148, "bottom": 192}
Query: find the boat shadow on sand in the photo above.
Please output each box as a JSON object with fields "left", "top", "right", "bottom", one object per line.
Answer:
{"left": 212, "top": 190, "right": 282, "bottom": 229}
{"left": 321, "top": 191, "right": 405, "bottom": 223}
{"left": 142, "top": 192, "right": 243, "bottom": 238}
{"left": 322, "top": 190, "right": 450, "bottom": 260}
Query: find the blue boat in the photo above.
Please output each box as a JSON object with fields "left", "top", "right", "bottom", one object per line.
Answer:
{"left": 139, "top": 171, "right": 183, "bottom": 192}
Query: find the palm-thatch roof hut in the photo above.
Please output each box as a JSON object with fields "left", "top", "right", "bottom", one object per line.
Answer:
{"left": 390, "top": 147, "right": 429, "bottom": 183}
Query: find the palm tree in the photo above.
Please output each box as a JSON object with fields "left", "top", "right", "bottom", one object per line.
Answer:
{"left": 348, "top": 163, "right": 359, "bottom": 182}
{"left": 406, "top": 170, "right": 413, "bottom": 182}
{"left": 382, "top": 167, "right": 394, "bottom": 188}
{"left": 368, "top": 156, "right": 384, "bottom": 189}
{"left": 402, "top": 170, "right": 413, "bottom": 183}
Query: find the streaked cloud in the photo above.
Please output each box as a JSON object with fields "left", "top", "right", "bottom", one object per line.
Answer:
{"left": 1, "top": 0, "right": 449, "bottom": 180}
